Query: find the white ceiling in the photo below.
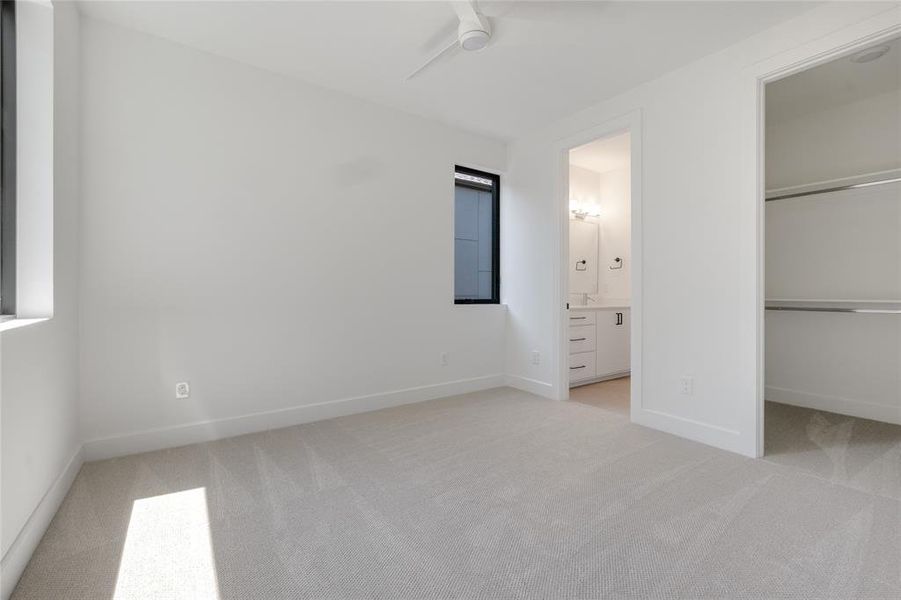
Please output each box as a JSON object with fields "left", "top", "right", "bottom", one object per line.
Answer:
{"left": 77, "top": 1, "right": 816, "bottom": 140}
{"left": 766, "top": 36, "right": 901, "bottom": 124}
{"left": 570, "top": 131, "right": 630, "bottom": 174}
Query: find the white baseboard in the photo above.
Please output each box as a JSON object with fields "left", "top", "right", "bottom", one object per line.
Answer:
{"left": 504, "top": 374, "right": 554, "bottom": 398}
{"left": 766, "top": 386, "right": 901, "bottom": 425}
{"left": 84, "top": 374, "right": 506, "bottom": 461}
{"left": 570, "top": 370, "right": 631, "bottom": 388}
{"left": 1, "top": 446, "right": 84, "bottom": 600}
{"left": 632, "top": 407, "right": 751, "bottom": 457}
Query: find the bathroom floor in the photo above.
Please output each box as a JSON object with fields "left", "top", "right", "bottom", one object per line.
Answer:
{"left": 570, "top": 376, "right": 631, "bottom": 416}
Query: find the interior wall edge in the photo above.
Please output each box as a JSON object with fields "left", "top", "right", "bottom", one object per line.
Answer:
{"left": 82, "top": 374, "right": 507, "bottom": 462}
{"left": 0, "top": 445, "right": 84, "bottom": 600}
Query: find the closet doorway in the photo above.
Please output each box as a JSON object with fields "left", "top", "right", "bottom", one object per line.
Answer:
{"left": 762, "top": 37, "right": 901, "bottom": 489}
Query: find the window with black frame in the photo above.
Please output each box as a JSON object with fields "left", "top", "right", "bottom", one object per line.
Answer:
{"left": 1, "top": 0, "right": 15, "bottom": 318}
{"left": 454, "top": 165, "right": 499, "bottom": 304}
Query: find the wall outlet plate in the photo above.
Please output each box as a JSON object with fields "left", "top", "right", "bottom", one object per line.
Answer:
{"left": 175, "top": 382, "right": 191, "bottom": 399}
{"left": 680, "top": 376, "right": 693, "bottom": 396}
{"left": 440, "top": 352, "right": 449, "bottom": 366}
{"left": 531, "top": 351, "right": 540, "bottom": 365}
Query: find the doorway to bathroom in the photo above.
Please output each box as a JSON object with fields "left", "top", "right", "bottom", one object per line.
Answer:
{"left": 555, "top": 113, "right": 642, "bottom": 418}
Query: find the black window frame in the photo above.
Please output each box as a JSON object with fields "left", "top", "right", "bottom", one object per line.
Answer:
{"left": 454, "top": 165, "right": 500, "bottom": 305}
{"left": 1, "top": 0, "right": 16, "bottom": 317}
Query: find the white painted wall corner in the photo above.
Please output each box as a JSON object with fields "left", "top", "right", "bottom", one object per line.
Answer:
{"left": 0, "top": 446, "right": 83, "bottom": 600}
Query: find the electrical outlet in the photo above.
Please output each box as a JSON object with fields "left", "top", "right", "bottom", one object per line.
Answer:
{"left": 680, "top": 376, "right": 693, "bottom": 396}
{"left": 175, "top": 381, "right": 191, "bottom": 399}
{"left": 531, "top": 351, "right": 540, "bottom": 365}
{"left": 440, "top": 352, "right": 449, "bottom": 366}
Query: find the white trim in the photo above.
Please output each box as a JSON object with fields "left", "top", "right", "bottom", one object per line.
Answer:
{"left": 1, "top": 446, "right": 84, "bottom": 600}
{"left": 552, "top": 110, "right": 643, "bottom": 418}
{"left": 83, "top": 374, "right": 506, "bottom": 461}
{"left": 766, "top": 387, "right": 901, "bottom": 426}
{"left": 0, "top": 317, "right": 49, "bottom": 333}
{"left": 504, "top": 374, "right": 554, "bottom": 398}
{"left": 752, "top": 9, "right": 901, "bottom": 458}
{"left": 637, "top": 409, "right": 746, "bottom": 455}
{"left": 14, "top": 0, "right": 55, "bottom": 320}
{"left": 569, "top": 371, "right": 631, "bottom": 388}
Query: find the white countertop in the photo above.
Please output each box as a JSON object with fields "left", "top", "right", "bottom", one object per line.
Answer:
{"left": 570, "top": 302, "right": 630, "bottom": 311}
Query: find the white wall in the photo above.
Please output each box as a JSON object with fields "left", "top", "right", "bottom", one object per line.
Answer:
{"left": 77, "top": 17, "right": 507, "bottom": 456}
{"left": 568, "top": 165, "right": 601, "bottom": 297}
{"left": 597, "top": 166, "right": 631, "bottom": 302}
{"left": 766, "top": 89, "right": 901, "bottom": 190}
{"left": 766, "top": 183, "right": 901, "bottom": 301}
{"left": 766, "top": 310, "right": 901, "bottom": 425}
{"left": 568, "top": 165, "right": 601, "bottom": 212}
{"left": 503, "top": 2, "right": 901, "bottom": 456}
{"left": 1, "top": 1, "right": 81, "bottom": 596}
{"left": 569, "top": 218, "right": 599, "bottom": 295}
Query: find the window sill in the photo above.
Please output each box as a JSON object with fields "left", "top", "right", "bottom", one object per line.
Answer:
{"left": 0, "top": 317, "right": 50, "bottom": 332}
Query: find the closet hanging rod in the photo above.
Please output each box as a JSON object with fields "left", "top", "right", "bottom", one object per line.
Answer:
{"left": 766, "top": 306, "right": 901, "bottom": 314}
{"left": 765, "top": 175, "right": 901, "bottom": 202}
{"left": 766, "top": 301, "right": 901, "bottom": 314}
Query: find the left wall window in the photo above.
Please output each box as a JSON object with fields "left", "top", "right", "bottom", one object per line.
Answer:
{"left": 454, "top": 166, "right": 500, "bottom": 304}
{"left": 0, "top": 0, "right": 16, "bottom": 318}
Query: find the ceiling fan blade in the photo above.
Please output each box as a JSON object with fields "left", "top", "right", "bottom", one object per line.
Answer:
{"left": 405, "top": 38, "right": 459, "bottom": 81}
{"left": 451, "top": 0, "right": 481, "bottom": 22}
{"left": 452, "top": 0, "right": 491, "bottom": 34}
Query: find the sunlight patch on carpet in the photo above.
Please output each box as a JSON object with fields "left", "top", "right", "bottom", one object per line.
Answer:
{"left": 114, "top": 487, "right": 220, "bottom": 600}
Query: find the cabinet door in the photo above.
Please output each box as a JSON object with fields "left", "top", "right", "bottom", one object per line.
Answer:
{"left": 612, "top": 309, "right": 630, "bottom": 373}
{"left": 596, "top": 309, "right": 631, "bottom": 377}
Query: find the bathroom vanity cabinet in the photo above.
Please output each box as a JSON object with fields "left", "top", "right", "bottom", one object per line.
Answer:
{"left": 568, "top": 306, "right": 630, "bottom": 386}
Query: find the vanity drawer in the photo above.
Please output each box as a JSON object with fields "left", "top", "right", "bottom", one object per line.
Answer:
{"left": 568, "top": 325, "right": 596, "bottom": 354}
{"left": 568, "top": 311, "right": 596, "bottom": 326}
{"left": 569, "top": 351, "right": 597, "bottom": 383}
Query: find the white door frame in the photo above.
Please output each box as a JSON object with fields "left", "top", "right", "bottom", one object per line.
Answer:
{"left": 553, "top": 110, "right": 643, "bottom": 419}
{"left": 750, "top": 16, "right": 901, "bottom": 457}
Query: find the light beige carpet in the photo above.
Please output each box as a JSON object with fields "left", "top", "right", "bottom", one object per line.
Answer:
{"left": 12, "top": 387, "right": 901, "bottom": 599}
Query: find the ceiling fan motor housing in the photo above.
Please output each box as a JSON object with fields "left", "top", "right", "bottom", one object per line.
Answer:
{"left": 458, "top": 16, "right": 490, "bottom": 51}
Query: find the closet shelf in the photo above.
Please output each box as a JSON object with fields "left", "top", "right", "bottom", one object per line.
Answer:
{"left": 765, "top": 171, "right": 901, "bottom": 202}
{"left": 765, "top": 300, "right": 901, "bottom": 314}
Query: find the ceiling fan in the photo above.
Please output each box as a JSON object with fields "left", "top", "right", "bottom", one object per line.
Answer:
{"left": 405, "top": 0, "right": 493, "bottom": 81}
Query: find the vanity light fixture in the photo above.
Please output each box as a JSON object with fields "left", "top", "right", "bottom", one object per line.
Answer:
{"left": 570, "top": 204, "right": 601, "bottom": 219}
{"left": 569, "top": 195, "right": 601, "bottom": 219}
